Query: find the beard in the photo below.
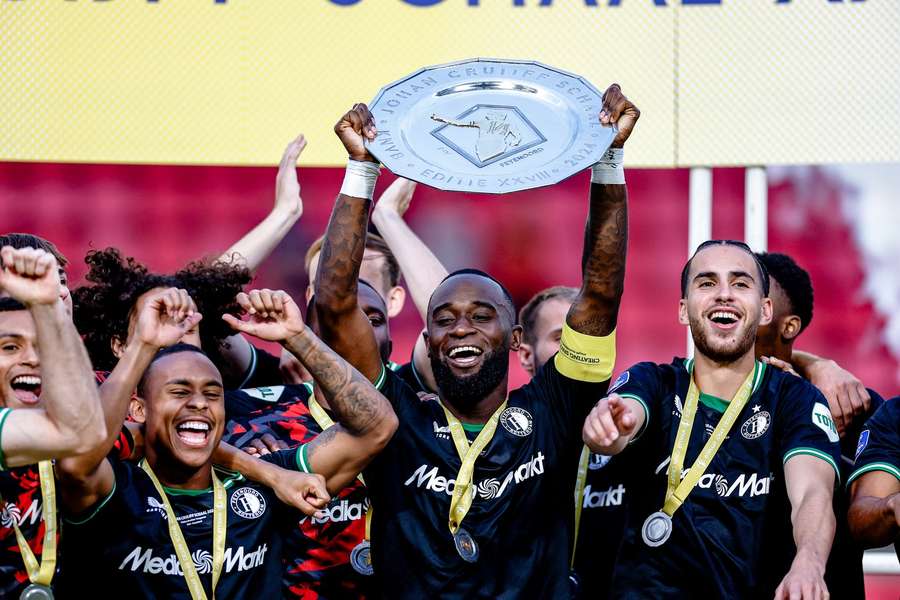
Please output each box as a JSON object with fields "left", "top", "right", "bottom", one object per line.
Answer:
{"left": 689, "top": 312, "right": 758, "bottom": 364}
{"left": 431, "top": 343, "right": 510, "bottom": 411}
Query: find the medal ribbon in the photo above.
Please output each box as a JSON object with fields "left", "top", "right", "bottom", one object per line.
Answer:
{"left": 7, "top": 461, "right": 57, "bottom": 586}
{"left": 440, "top": 400, "right": 507, "bottom": 535}
{"left": 140, "top": 460, "right": 226, "bottom": 600}
{"left": 308, "top": 396, "right": 371, "bottom": 541}
{"left": 661, "top": 362, "right": 759, "bottom": 518}
{"left": 570, "top": 445, "right": 591, "bottom": 568}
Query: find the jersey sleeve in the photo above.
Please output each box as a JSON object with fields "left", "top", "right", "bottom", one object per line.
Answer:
{"left": 63, "top": 457, "right": 131, "bottom": 526}
{"left": 847, "top": 398, "right": 900, "bottom": 486}
{"left": 605, "top": 361, "right": 665, "bottom": 443}
{"left": 776, "top": 376, "right": 842, "bottom": 483}
{"left": 260, "top": 445, "right": 308, "bottom": 474}
{"left": 0, "top": 407, "right": 11, "bottom": 471}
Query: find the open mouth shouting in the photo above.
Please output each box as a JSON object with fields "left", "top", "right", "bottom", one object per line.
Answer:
{"left": 173, "top": 418, "right": 213, "bottom": 448}
{"left": 9, "top": 374, "right": 42, "bottom": 406}
{"left": 706, "top": 307, "right": 742, "bottom": 332}
{"left": 446, "top": 345, "right": 485, "bottom": 370}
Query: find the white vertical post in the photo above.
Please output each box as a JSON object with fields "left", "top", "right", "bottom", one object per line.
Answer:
{"left": 744, "top": 167, "right": 768, "bottom": 252}
{"left": 687, "top": 168, "right": 713, "bottom": 356}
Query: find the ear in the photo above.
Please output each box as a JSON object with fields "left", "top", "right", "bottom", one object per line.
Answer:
{"left": 111, "top": 336, "right": 126, "bottom": 360}
{"left": 678, "top": 299, "right": 690, "bottom": 326}
{"left": 781, "top": 315, "right": 802, "bottom": 342}
{"left": 759, "top": 298, "right": 774, "bottom": 326}
{"left": 509, "top": 325, "right": 523, "bottom": 352}
{"left": 517, "top": 343, "right": 535, "bottom": 377}
{"left": 386, "top": 286, "right": 406, "bottom": 319}
{"left": 130, "top": 396, "right": 147, "bottom": 424}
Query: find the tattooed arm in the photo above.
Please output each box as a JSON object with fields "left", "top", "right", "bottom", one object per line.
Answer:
{"left": 566, "top": 85, "right": 638, "bottom": 337}
{"left": 224, "top": 289, "right": 398, "bottom": 494}
{"left": 313, "top": 104, "right": 385, "bottom": 383}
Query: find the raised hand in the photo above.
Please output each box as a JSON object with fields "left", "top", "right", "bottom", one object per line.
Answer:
{"left": 334, "top": 103, "right": 378, "bottom": 163}
{"left": 271, "top": 470, "right": 330, "bottom": 516}
{"left": 275, "top": 133, "right": 307, "bottom": 218}
{"left": 0, "top": 246, "right": 62, "bottom": 307}
{"left": 582, "top": 393, "right": 639, "bottom": 453}
{"left": 133, "top": 287, "right": 203, "bottom": 350}
{"left": 222, "top": 289, "right": 304, "bottom": 342}
{"left": 599, "top": 84, "right": 640, "bottom": 148}
{"left": 374, "top": 177, "right": 417, "bottom": 219}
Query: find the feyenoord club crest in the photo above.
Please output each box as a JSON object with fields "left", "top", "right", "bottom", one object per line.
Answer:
{"left": 740, "top": 407, "right": 771, "bottom": 440}
{"left": 500, "top": 407, "right": 533, "bottom": 437}
{"left": 230, "top": 487, "right": 267, "bottom": 519}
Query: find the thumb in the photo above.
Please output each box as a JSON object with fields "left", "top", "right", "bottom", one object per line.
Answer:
{"left": 222, "top": 314, "right": 253, "bottom": 334}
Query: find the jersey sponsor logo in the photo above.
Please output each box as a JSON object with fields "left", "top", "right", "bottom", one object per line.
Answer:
{"left": 695, "top": 471, "right": 774, "bottom": 498}
{"left": 119, "top": 544, "right": 268, "bottom": 575}
{"left": 146, "top": 497, "right": 213, "bottom": 526}
{"left": 404, "top": 452, "right": 545, "bottom": 500}
{"left": 740, "top": 407, "right": 772, "bottom": 440}
{"left": 582, "top": 483, "right": 625, "bottom": 509}
{"left": 1, "top": 499, "right": 41, "bottom": 528}
{"left": 241, "top": 386, "right": 286, "bottom": 403}
{"left": 433, "top": 421, "right": 451, "bottom": 440}
{"left": 500, "top": 407, "right": 533, "bottom": 437}
{"left": 230, "top": 487, "right": 267, "bottom": 519}
{"left": 812, "top": 403, "right": 840, "bottom": 443}
{"left": 855, "top": 429, "right": 870, "bottom": 460}
{"left": 299, "top": 498, "right": 369, "bottom": 525}
{"left": 608, "top": 371, "right": 630, "bottom": 393}
{"left": 588, "top": 453, "right": 611, "bottom": 471}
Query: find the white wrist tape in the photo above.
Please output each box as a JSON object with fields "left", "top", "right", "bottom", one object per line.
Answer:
{"left": 591, "top": 147, "right": 625, "bottom": 185}
{"left": 340, "top": 160, "right": 381, "bottom": 200}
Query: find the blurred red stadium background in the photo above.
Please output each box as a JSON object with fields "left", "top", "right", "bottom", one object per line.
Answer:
{"left": 1, "top": 162, "right": 895, "bottom": 397}
{"left": 2, "top": 161, "right": 898, "bottom": 597}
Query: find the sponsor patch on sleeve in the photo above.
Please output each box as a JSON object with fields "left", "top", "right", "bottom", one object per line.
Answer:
{"left": 855, "top": 429, "right": 870, "bottom": 460}
{"left": 812, "top": 403, "right": 840, "bottom": 443}
{"left": 608, "top": 371, "right": 630, "bottom": 393}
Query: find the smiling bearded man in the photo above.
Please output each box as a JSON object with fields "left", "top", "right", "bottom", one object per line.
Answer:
{"left": 583, "top": 240, "right": 842, "bottom": 600}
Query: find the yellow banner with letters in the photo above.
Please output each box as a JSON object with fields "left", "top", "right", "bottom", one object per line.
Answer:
{"left": 1, "top": 1, "right": 897, "bottom": 168}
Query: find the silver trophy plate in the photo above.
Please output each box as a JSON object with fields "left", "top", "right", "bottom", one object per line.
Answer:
{"left": 366, "top": 58, "right": 616, "bottom": 195}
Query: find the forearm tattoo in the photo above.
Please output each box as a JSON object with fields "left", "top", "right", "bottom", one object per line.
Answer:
{"left": 285, "top": 328, "right": 386, "bottom": 436}
{"left": 315, "top": 194, "right": 371, "bottom": 308}
{"left": 567, "top": 183, "right": 628, "bottom": 336}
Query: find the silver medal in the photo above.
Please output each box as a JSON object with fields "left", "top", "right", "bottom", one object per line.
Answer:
{"left": 20, "top": 584, "right": 54, "bottom": 600}
{"left": 349, "top": 540, "right": 374, "bottom": 576}
{"left": 641, "top": 511, "right": 673, "bottom": 547}
{"left": 453, "top": 528, "right": 479, "bottom": 563}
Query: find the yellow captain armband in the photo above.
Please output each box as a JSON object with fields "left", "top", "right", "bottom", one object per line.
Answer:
{"left": 554, "top": 324, "right": 616, "bottom": 383}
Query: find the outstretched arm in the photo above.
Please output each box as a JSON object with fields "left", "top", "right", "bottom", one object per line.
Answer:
{"left": 371, "top": 177, "right": 446, "bottom": 391}
{"left": 314, "top": 104, "right": 384, "bottom": 383}
{"left": 219, "top": 134, "right": 306, "bottom": 272}
{"left": 0, "top": 247, "right": 107, "bottom": 468}
{"left": 224, "top": 289, "right": 398, "bottom": 494}
{"left": 565, "top": 85, "right": 638, "bottom": 337}
{"left": 213, "top": 442, "right": 329, "bottom": 515}
{"left": 57, "top": 288, "right": 202, "bottom": 514}
{"left": 215, "top": 134, "right": 307, "bottom": 382}
{"left": 774, "top": 455, "right": 835, "bottom": 599}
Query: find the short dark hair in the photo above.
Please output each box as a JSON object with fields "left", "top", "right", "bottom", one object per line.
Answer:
{"left": 137, "top": 343, "right": 211, "bottom": 397}
{"left": 0, "top": 233, "right": 68, "bottom": 268}
{"left": 518, "top": 286, "right": 578, "bottom": 347}
{"left": 0, "top": 297, "right": 27, "bottom": 312}
{"left": 680, "top": 240, "right": 770, "bottom": 298}
{"left": 438, "top": 269, "right": 517, "bottom": 322}
{"left": 756, "top": 252, "right": 814, "bottom": 333}
{"left": 304, "top": 232, "right": 401, "bottom": 288}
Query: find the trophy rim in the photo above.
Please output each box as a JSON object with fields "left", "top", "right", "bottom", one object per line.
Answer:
{"left": 366, "top": 57, "right": 612, "bottom": 195}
